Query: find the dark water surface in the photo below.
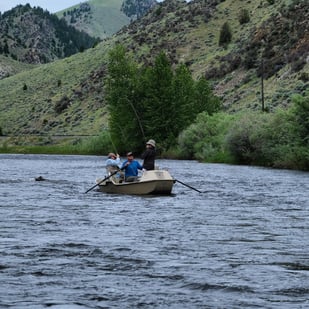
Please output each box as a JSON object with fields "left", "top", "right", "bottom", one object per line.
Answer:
{"left": 0, "top": 154, "right": 308, "bottom": 308}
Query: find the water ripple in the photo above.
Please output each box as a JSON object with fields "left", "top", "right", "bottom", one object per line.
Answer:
{"left": 0, "top": 155, "right": 308, "bottom": 308}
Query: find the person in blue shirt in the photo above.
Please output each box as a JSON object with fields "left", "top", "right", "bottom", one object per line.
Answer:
{"left": 121, "top": 152, "right": 143, "bottom": 182}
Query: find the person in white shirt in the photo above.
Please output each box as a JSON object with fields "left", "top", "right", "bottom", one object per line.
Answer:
{"left": 105, "top": 152, "right": 121, "bottom": 168}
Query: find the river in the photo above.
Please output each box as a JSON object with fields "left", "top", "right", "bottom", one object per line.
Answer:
{"left": 0, "top": 154, "right": 308, "bottom": 308}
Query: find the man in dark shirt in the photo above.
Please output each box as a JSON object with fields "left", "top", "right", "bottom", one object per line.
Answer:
{"left": 141, "top": 139, "right": 156, "bottom": 170}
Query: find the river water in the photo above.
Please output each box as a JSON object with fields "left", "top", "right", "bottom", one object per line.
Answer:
{"left": 0, "top": 154, "right": 308, "bottom": 309}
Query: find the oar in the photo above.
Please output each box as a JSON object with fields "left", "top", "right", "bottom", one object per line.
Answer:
{"left": 85, "top": 167, "right": 123, "bottom": 194}
{"left": 174, "top": 179, "right": 202, "bottom": 193}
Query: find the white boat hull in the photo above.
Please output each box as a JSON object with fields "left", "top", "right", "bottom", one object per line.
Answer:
{"left": 97, "top": 170, "right": 175, "bottom": 195}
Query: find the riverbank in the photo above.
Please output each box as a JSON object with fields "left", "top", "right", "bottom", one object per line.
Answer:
{"left": 1, "top": 134, "right": 308, "bottom": 172}
{"left": 0, "top": 135, "right": 104, "bottom": 155}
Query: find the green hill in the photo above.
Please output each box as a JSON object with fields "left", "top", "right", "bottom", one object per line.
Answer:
{"left": 0, "top": 3, "right": 100, "bottom": 80}
{"left": 56, "top": 0, "right": 157, "bottom": 39}
{"left": 0, "top": 4, "right": 99, "bottom": 64}
{"left": 56, "top": 0, "right": 130, "bottom": 39}
{"left": 0, "top": 55, "right": 35, "bottom": 79}
{"left": 0, "top": 0, "right": 156, "bottom": 82}
{"left": 0, "top": 0, "right": 308, "bottom": 143}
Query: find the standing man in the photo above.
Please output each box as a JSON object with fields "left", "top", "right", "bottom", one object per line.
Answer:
{"left": 141, "top": 139, "right": 156, "bottom": 170}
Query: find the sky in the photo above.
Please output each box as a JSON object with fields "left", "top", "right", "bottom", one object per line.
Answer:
{"left": 0, "top": 0, "right": 166, "bottom": 14}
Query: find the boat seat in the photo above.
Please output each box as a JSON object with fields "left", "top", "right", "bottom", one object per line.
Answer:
{"left": 125, "top": 176, "right": 140, "bottom": 182}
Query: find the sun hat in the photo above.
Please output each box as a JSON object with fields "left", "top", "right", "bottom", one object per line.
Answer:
{"left": 108, "top": 152, "right": 116, "bottom": 158}
{"left": 146, "top": 139, "right": 156, "bottom": 147}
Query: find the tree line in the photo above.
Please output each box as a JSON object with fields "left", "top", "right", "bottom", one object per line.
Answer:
{"left": 104, "top": 45, "right": 221, "bottom": 154}
{"left": 103, "top": 45, "right": 308, "bottom": 171}
{"left": 178, "top": 91, "right": 309, "bottom": 171}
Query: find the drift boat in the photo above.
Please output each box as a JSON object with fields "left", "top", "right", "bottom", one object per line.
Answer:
{"left": 96, "top": 169, "right": 175, "bottom": 195}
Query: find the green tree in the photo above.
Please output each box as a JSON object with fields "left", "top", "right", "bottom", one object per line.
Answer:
{"left": 193, "top": 77, "right": 222, "bottom": 115}
{"left": 142, "top": 51, "right": 175, "bottom": 150}
{"left": 178, "top": 112, "right": 234, "bottom": 161}
{"left": 105, "top": 45, "right": 144, "bottom": 153}
{"left": 105, "top": 46, "right": 222, "bottom": 153}
{"left": 219, "top": 22, "right": 232, "bottom": 47}
{"left": 225, "top": 112, "right": 270, "bottom": 165}
{"left": 172, "top": 64, "right": 195, "bottom": 135}
{"left": 291, "top": 92, "right": 309, "bottom": 144}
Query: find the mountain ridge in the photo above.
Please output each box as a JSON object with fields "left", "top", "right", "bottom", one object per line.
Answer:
{"left": 56, "top": 0, "right": 130, "bottom": 39}
{"left": 0, "top": 0, "right": 158, "bottom": 78}
{"left": 0, "top": 4, "right": 100, "bottom": 64}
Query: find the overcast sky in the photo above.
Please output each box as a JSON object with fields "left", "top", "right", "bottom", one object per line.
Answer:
{"left": 0, "top": 0, "right": 167, "bottom": 14}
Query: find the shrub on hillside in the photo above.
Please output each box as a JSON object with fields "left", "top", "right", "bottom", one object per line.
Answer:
{"left": 178, "top": 112, "right": 234, "bottom": 162}
{"left": 54, "top": 95, "right": 71, "bottom": 114}
{"left": 258, "top": 109, "right": 305, "bottom": 169}
{"left": 238, "top": 9, "right": 250, "bottom": 25}
{"left": 219, "top": 22, "right": 232, "bottom": 47}
{"left": 225, "top": 112, "right": 271, "bottom": 165}
{"left": 224, "top": 93, "right": 309, "bottom": 170}
{"left": 75, "top": 131, "right": 112, "bottom": 155}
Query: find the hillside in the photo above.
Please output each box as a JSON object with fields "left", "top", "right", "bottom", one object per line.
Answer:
{"left": 56, "top": 0, "right": 130, "bottom": 39}
{"left": 0, "top": 0, "right": 157, "bottom": 80}
{"left": 0, "top": 4, "right": 99, "bottom": 64}
{"left": 0, "top": 54, "right": 35, "bottom": 79}
{"left": 0, "top": 0, "right": 308, "bottom": 141}
{"left": 57, "top": 0, "right": 157, "bottom": 39}
{"left": 117, "top": 0, "right": 308, "bottom": 111}
{"left": 0, "top": 4, "right": 100, "bottom": 79}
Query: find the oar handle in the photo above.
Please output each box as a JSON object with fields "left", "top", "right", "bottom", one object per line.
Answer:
{"left": 85, "top": 167, "right": 123, "bottom": 194}
{"left": 175, "top": 179, "right": 202, "bottom": 193}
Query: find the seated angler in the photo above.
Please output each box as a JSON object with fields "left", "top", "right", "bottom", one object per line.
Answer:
{"left": 105, "top": 152, "right": 122, "bottom": 177}
{"left": 121, "top": 152, "right": 143, "bottom": 182}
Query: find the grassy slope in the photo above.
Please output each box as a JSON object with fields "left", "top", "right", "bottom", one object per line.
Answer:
{"left": 57, "top": 0, "right": 130, "bottom": 39}
{"left": 0, "top": 55, "right": 37, "bottom": 78}
{"left": 0, "top": 0, "right": 308, "bottom": 139}
{"left": 207, "top": 0, "right": 308, "bottom": 111}
{"left": 115, "top": 0, "right": 308, "bottom": 111}
{"left": 0, "top": 41, "right": 114, "bottom": 136}
{"left": 166, "top": 0, "right": 308, "bottom": 111}
{"left": 0, "top": 0, "right": 130, "bottom": 137}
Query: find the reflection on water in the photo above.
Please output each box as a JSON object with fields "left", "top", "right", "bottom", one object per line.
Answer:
{"left": 0, "top": 154, "right": 308, "bottom": 308}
